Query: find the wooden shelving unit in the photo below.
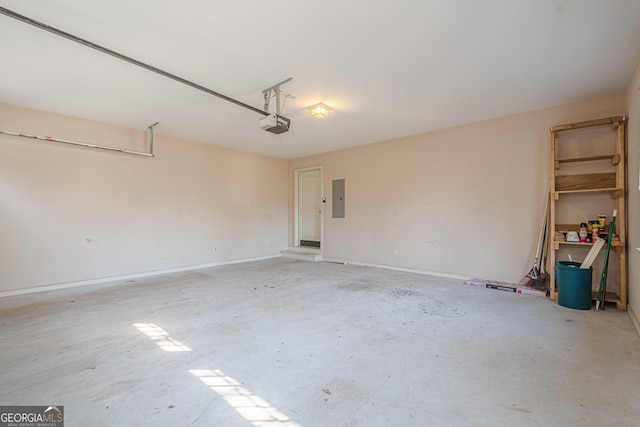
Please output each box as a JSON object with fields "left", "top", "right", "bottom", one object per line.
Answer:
{"left": 549, "top": 116, "right": 627, "bottom": 310}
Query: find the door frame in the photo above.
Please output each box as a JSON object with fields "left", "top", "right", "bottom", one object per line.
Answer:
{"left": 293, "top": 166, "right": 323, "bottom": 249}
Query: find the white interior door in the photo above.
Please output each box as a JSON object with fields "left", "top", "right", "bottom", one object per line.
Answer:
{"left": 298, "top": 168, "right": 321, "bottom": 246}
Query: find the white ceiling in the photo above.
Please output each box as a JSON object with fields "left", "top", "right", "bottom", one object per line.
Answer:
{"left": 1, "top": 1, "right": 639, "bottom": 159}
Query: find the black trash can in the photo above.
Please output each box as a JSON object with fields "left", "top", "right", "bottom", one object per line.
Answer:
{"left": 557, "top": 261, "right": 592, "bottom": 310}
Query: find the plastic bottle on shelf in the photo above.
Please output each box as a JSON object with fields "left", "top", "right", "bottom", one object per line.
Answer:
{"left": 579, "top": 222, "right": 588, "bottom": 243}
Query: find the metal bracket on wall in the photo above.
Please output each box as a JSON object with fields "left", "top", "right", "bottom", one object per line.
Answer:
{"left": 0, "top": 122, "right": 159, "bottom": 157}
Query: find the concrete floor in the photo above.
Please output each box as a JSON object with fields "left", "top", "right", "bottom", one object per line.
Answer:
{"left": 1, "top": 258, "right": 639, "bottom": 427}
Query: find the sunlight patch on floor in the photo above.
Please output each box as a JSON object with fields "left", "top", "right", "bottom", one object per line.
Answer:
{"left": 189, "top": 369, "right": 300, "bottom": 427}
{"left": 133, "top": 322, "right": 192, "bottom": 352}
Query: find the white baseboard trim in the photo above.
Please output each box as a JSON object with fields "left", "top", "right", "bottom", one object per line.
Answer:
{"left": 629, "top": 304, "right": 640, "bottom": 338}
{"left": 0, "top": 254, "right": 281, "bottom": 299}
{"left": 322, "top": 257, "right": 472, "bottom": 281}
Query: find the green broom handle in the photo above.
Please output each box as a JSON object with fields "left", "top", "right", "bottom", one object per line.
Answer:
{"left": 597, "top": 210, "right": 616, "bottom": 309}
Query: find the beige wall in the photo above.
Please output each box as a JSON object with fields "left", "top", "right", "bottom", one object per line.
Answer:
{"left": 2, "top": 85, "right": 635, "bottom": 297}
{"left": 290, "top": 94, "right": 626, "bottom": 282}
{"left": 626, "top": 59, "right": 640, "bottom": 318}
{"left": 0, "top": 103, "right": 288, "bottom": 293}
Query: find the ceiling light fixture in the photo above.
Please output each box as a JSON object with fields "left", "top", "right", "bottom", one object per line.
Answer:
{"left": 309, "top": 103, "right": 330, "bottom": 119}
